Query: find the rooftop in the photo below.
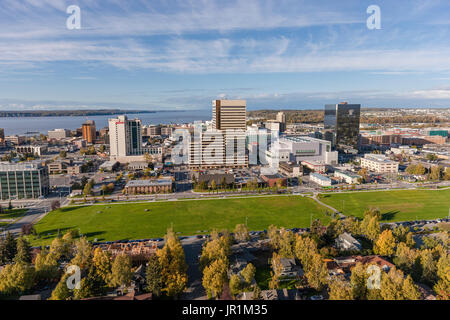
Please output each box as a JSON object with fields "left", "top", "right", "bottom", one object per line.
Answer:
{"left": 125, "top": 178, "right": 172, "bottom": 187}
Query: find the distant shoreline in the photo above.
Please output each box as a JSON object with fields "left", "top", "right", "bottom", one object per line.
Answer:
{"left": 0, "top": 109, "right": 163, "bottom": 117}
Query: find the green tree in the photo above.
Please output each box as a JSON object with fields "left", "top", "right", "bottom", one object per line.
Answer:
{"left": 0, "top": 263, "right": 35, "bottom": 296}
{"left": 109, "top": 253, "right": 133, "bottom": 288}
{"left": 49, "top": 274, "right": 71, "bottom": 300}
{"left": 240, "top": 263, "right": 256, "bottom": 286}
{"left": 350, "top": 262, "right": 370, "bottom": 300}
{"left": 92, "top": 247, "right": 112, "bottom": 283}
{"left": 360, "top": 215, "right": 380, "bottom": 242}
{"left": 252, "top": 284, "right": 262, "bottom": 300}
{"left": 229, "top": 274, "right": 242, "bottom": 296}
{"left": 146, "top": 255, "right": 162, "bottom": 297}
{"left": 14, "top": 237, "right": 32, "bottom": 265}
{"left": 74, "top": 264, "right": 107, "bottom": 300}
{"left": 0, "top": 232, "right": 17, "bottom": 264}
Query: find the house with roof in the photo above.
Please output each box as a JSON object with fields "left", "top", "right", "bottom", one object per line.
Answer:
{"left": 335, "top": 232, "right": 362, "bottom": 251}
{"left": 276, "top": 258, "right": 304, "bottom": 278}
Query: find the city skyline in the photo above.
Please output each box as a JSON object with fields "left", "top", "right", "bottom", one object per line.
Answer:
{"left": 1, "top": 1, "right": 450, "bottom": 111}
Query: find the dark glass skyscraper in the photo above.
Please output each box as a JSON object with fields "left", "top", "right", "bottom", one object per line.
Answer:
{"left": 324, "top": 103, "right": 361, "bottom": 151}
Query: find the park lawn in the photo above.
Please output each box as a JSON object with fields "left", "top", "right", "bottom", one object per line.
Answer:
{"left": 32, "top": 196, "right": 330, "bottom": 246}
{"left": 320, "top": 189, "right": 450, "bottom": 222}
{"left": 0, "top": 208, "right": 27, "bottom": 220}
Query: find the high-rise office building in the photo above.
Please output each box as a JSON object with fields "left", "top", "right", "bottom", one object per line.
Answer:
{"left": 189, "top": 100, "right": 248, "bottom": 168}
{"left": 109, "top": 115, "right": 143, "bottom": 159}
{"left": 276, "top": 111, "right": 286, "bottom": 133}
{"left": 324, "top": 102, "right": 361, "bottom": 151}
{"left": 0, "top": 162, "right": 49, "bottom": 200}
{"left": 82, "top": 120, "right": 97, "bottom": 144}
{"left": 212, "top": 99, "right": 247, "bottom": 130}
{"left": 0, "top": 128, "right": 5, "bottom": 147}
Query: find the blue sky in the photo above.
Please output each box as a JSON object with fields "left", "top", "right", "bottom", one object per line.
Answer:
{"left": 0, "top": 0, "right": 450, "bottom": 111}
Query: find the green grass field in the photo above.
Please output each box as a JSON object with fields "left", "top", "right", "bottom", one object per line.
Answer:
{"left": 320, "top": 189, "right": 450, "bottom": 221}
{"left": 32, "top": 196, "right": 330, "bottom": 245}
{"left": 0, "top": 208, "right": 27, "bottom": 220}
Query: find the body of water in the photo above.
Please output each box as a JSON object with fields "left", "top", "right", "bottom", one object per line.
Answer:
{"left": 0, "top": 110, "right": 211, "bottom": 135}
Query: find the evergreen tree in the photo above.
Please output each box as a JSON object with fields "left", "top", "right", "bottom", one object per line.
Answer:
{"left": 146, "top": 255, "right": 162, "bottom": 297}
{"left": 14, "top": 237, "right": 32, "bottom": 264}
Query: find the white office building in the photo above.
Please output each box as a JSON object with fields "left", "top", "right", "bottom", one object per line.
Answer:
{"left": 310, "top": 172, "right": 332, "bottom": 187}
{"left": 265, "top": 136, "right": 338, "bottom": 167}
{"left": 109, "top": 115, "right": 144, "bottom": 162}
{"left": 360, "top": 154, "right": 399, "bottom": 173}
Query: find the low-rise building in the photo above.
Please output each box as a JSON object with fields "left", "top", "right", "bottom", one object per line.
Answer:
{"left": 5, "top": 135, "right": 25, "bottom": 145}
{"left": 309, "top": 172, "right": 332, "bottom": 186}
{"left": 334, "top": 170, "right": 361, "bottom": 184}
{"left": 15, "top": 145, "right": 48, "bottom": 156}
{"left": 360, "top": 154, "right": 399, "bottom": 173}
{"left": 0, "top": 162, "right": 49, "bottom": 200}
{"left": 127, "top": 161, "right": 149, "bottom": 171}
{"left": 48, "top": 129, "right": 70, "bottom": 140}
{"left": 124, "top": 178, "right": 173, "bottom": 194}
{"left": 278, "top": 162, "right": 303, "bottom": 177}
{"left": 261, "top": 174, "right": 287, "bottom": 188}
{"left": 335, "top": 233, "right": 362, "bottom": 251}
{"left": 302, "top": 160, "right": 326, "bottom": 173}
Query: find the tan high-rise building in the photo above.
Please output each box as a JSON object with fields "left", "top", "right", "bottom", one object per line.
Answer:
{"left": 212, "top": 99, "right": 247, "bottom": 130}
{"left": 189, "top": 100, "right": 248, "bottom": 169}
{"left": 276, "top": 111, "right": 286, "bottom": 133}
{"left": 82, "top": 120, "right": 96, "bottom": 144}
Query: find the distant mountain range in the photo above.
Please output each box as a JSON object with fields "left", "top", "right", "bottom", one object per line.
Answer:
{"left": 0, "top": 109, "right": 157, "bottom": 117}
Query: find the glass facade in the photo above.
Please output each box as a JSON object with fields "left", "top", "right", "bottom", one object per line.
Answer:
{"left": 324, "top": 104, "right": 360, "bottom": 150}
{"left": 0, "top": 164, "right": 49, "bottom": 200}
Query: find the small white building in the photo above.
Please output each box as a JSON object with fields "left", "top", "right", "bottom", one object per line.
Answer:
{"left": 360, "top": 154, "right": 399, "bottom": 173}
{"left": 310, "top": 172, "right": 332, "bottom": 186}
{"left": 334, "top": 170, "right": 361, "bottom": 184}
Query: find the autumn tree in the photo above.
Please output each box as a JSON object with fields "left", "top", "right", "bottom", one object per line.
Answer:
{"left": 278, "top": 228, "right": 295, "bottom": 258}
{"left": 304, "top": 253, "right": 328, "bottom": 291}
{"left": 374, "top": 229, "right": 396, "bottom": 256}
{"left": 202, "top": 258, "right": 228, "bottom": 299}
{"left": 393, "top": 243, "right": 420, "bottom": 276}
{"left": 92, "top": 247, "right": 112, "bottom": 283}
{"left": 34, "top": 248, "right": 60, "bottom": 283}
{"left": 70, "top": 237, "right": 92, "bottom": 270}
{"left": 229, "top": 274, "right": 242, "bottom": 296}
{"left": 360, "top": 215, "right": 380, "bottom": 242}
{"left": 434, "top": 252, "right": 449, "bottom": 300}
{"left": 49, "top": 274, "right": 71, "bottom": 300}
{"left": 350, "top": 262, "right": 370, "bottom": 300}
{"left": 240, "top": 263, "right": 256, "bottom": 286}
{"left": 380, "top": 267, "right": 420, "bottom": 300}
{"left": 109, "top": 253, "right": 133, "bottom": 287}
{"left": 157, "top": 228, "right": 188, "bottom": 297}
{"left": 0, "top": 263, "right": 35, "bottom": 296}
{"left": 328, "top": 278, "right": 354, "bottom": 300}
{"left": 234, "top": 224, "right": 250, "bottom": 242}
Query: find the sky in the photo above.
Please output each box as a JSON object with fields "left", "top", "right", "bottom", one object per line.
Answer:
{"left": 0, "top": 0, "right": 450, "bottom": 111}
